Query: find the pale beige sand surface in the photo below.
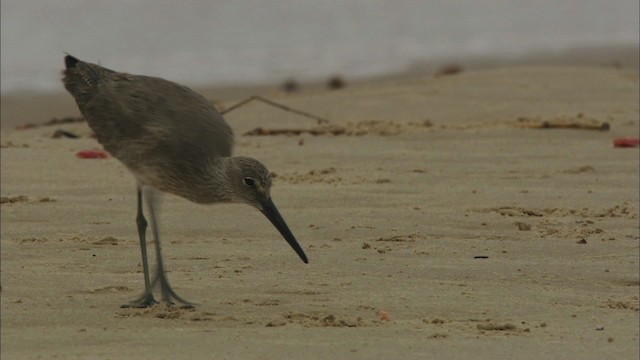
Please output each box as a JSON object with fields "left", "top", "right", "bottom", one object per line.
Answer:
{"left": 1, "top": 67, "right": 639, "bottom": 359}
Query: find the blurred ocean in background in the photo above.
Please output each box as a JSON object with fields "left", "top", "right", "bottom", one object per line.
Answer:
{"left": 1, "top": 0, "right": 638, "bottom": 94}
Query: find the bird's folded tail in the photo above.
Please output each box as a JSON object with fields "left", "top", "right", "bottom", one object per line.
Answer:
{"left": 62, "top": 54, "right": 111, "bottom": 98}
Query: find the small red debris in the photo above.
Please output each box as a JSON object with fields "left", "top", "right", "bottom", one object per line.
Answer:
{"left": 76, "top": 150, "right": 108, "bottom": 159}
{"left": 613, "top": 138, "right": 640, "bottom": 148}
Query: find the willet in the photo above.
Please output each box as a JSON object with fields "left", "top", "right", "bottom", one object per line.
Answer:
{"left": 62, "top": 55, "right": 308, "bottom": 308}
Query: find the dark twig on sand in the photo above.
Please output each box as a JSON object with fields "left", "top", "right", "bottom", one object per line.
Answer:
{"left": 244, "top": 126, "right": 345, "bottom": 136}
{"left": 516, "top": 114, "right": 610, "bottom": 131}
{"left": 221, "top": 95, "right": 329, "bottom": 124}
{"left": 52, "top": 129, "right": 80, "bottom": 139}
{"left": 16, "top": 116, "right": 85, "bottom": 130}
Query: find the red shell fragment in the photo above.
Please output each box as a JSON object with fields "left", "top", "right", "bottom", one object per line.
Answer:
{"left": 613, "top": 138, "right": 640, "bottom": 148}
{"left": 76, "top": 150, "right": 108, "bottom": 159}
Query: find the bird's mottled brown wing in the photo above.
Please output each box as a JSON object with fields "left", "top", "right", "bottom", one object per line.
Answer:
{"left": 62, "top": 56, "right": 234, "bottom": 169}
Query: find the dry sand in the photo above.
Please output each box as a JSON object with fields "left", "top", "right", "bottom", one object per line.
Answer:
{"left": 1, "top": 66, "right": 639, "bottom": 359}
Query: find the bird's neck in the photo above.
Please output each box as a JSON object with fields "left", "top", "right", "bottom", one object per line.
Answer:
{"left": 192, "top": 157, "right": 236, "bottom": 204}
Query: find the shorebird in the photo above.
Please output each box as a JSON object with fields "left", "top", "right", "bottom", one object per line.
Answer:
{"left": 62, "top": 55, "right": 308, "bottom": 308}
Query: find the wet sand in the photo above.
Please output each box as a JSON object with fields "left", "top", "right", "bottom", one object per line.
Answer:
{"left": 1, "top": 66, "right": 639, "bottom": 359}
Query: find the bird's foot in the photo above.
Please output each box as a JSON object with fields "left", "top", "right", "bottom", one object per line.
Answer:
{"left": 150, "top": 271, "right": 197, "bottom": 308}
{"left": 120, "top": 292, "right": 159, "bottom": 308}
{"left": 159, "top": 287, "right": 197, "bottom": 309}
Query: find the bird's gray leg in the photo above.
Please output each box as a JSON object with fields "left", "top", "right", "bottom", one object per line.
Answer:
{"left": 121, "top": 186, "right": 158, "bottom": 308}
{"left": 145, "top": 189, "right": 195, "bottom": 308}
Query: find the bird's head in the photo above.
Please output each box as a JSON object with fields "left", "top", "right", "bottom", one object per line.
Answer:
{"left": 224, "top": 156, "right": 273, "bottom": 208}
{"left": 223, "top": 156, "right": 308, "bottom": 263}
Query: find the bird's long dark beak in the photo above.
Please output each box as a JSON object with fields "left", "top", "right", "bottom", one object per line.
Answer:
{"left": 259, "top": 198, "right": 308, "bottom": 263}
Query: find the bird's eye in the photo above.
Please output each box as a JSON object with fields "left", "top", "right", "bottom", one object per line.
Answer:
{"left": 243, "top": 177, "right": 256, "bottom": 187}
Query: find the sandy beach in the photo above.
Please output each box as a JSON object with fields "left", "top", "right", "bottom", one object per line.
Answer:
{"left": 1, "top": 65, "right": 639, "bottom": 359}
